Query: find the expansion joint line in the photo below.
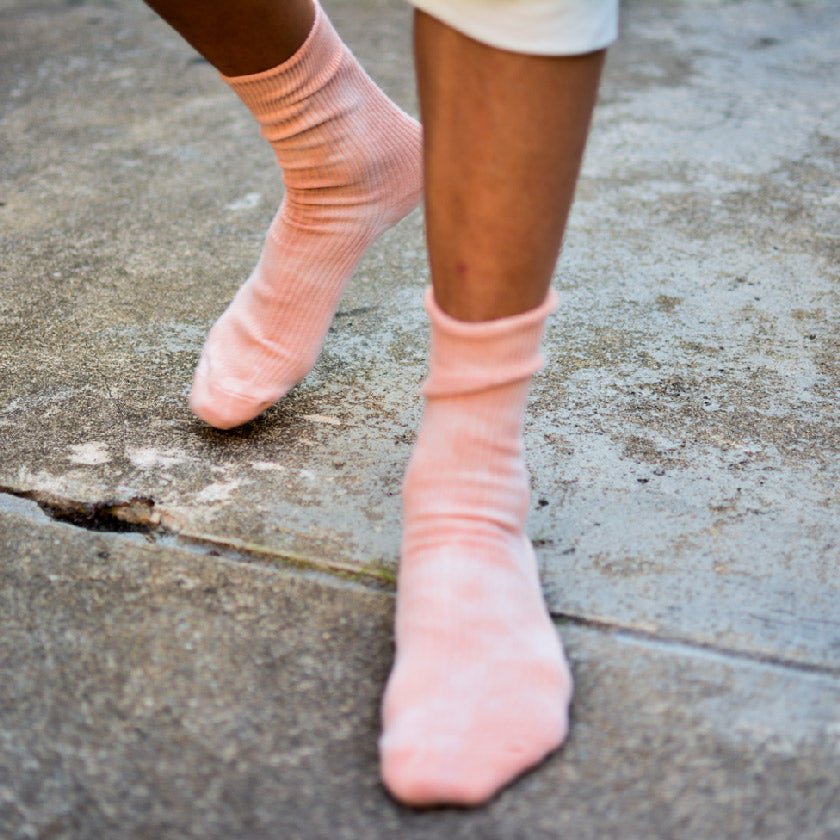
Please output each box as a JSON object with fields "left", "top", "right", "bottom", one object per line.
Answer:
{"left": 1, "top": 484, "right": 838, "bottom": 679}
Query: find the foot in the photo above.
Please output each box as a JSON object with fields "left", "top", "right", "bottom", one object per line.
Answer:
{"left": 190, "top": 5, "right": 422, "bottom": 429}
{"left": 379, "top": 289, "right": 571, "bottom": 807}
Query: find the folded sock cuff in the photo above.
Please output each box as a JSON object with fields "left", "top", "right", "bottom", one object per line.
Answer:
{"left": 422, "top": 287, "right": 558, "bottom": 397}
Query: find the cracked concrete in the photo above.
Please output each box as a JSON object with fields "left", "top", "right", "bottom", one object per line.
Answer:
{"left": 1, "top": 0, "right": 839, "bottom": 837}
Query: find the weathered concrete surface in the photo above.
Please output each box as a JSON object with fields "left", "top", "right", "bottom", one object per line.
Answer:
{"left": 0, "top": 0, "right": 426, "bottom": 577}
{"left": 1, "top": 505, "right": 838, "bottom": 840}
{"left": 534, "top": 0, "right": 840, "bottom": 670}
{"left": 1, "top": 0, "right": 839, "bottom": 837}
{"left": 2, "top": 0, "right": 839, "bottom": 668}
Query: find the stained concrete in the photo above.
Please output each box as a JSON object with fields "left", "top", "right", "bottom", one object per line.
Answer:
{"left": 1, "top": 506, "right": 838, "bottom": 840}
{"left": 1, "top": 0, "right": 839, "bottom": 837}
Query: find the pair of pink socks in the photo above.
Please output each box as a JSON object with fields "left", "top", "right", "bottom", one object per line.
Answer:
{"left": 190, "top": 2, "right": 571, "bottom": 807}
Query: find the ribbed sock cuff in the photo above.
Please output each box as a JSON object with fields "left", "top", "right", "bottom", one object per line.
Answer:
{"left": 422, "top": 287, "right": 558, "bottom": 397}
{"left": 220, "top": 2, "right": 343, "bottom": 114}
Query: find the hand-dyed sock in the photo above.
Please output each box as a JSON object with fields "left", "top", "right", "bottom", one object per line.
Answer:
{"left": 190, "top": 2, "right": 422, "bottom": 429}
{"left": 379, "top": 288, "right": 572, "bottom": 807}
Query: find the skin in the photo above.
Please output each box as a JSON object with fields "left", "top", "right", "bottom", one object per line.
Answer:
{"left": 142, "top": 1, "right": 604, "bottom": 322}
{"left": 142, "top": 0, "right": 316, "bottom": 76}
{"left": 413, "top": 10, "right": 605, "bottom": 321}
{"left": 142, "top": 0, "right": 608, "bottom": 802}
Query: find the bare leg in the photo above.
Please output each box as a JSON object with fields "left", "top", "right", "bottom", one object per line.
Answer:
{"left": 415, "top": 11, "right": 604, "bottom": 320}
{"left": 142, "top": 0, "right": 315, "bottom": 75}
{"left": 380, "top": 14, "right": 606, "bottom": 807}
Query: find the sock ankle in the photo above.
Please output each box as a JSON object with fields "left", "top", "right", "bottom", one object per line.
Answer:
{"left": 190, "top": 2, "right": 422, "bottom": 429}
{"left": 379, "top": 288, "right": 572, "bottom": 807}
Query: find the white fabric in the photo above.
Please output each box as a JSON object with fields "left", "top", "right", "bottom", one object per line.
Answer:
{"left": 408, "top": 0, "right": 618, "bottom": 55}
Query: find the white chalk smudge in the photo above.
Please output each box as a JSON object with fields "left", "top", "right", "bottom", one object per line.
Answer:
{"left": 225, "top": 192, "right": 261, "bottom": 211}
{"left": 68, "top": 442, "right": 111, "bottom": 465}
{"left": 301, "top": 414, "right": 341, "bottom": 426}
{"left": 127, "top": 448, "right": 187, "bottom": 469}
{"left": 194, "top": 479, "right": 242, "bottom": 504}
{"left": 250, "top": 461, "right": 286, "bottom": 472}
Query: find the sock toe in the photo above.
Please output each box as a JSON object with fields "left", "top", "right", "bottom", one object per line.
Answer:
{"left": 380, "top": 716, "right": 567, "bottom": 807}
{"left": 189, "top": 356, "right": 280, "bottom": 429}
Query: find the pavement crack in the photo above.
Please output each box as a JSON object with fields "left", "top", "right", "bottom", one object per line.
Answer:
{"left": 0, "top": 485, "right": 165, "bottom": 534}
{"left": 555, "top": 610, "right": 840, "bottom": 679}
{"left": 39, "top": 495, "right": 161, "bottom": 534}
{"left": 3, "top": 485, "right": 834, "bottom": 676}
{"left": 0, "top": 485, "right": 394, "bottom": 589}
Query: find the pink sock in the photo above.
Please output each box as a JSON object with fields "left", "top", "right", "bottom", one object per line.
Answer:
{"left": 190, "top": 3, "right": 422, "bottom": 429}
{"left": 379, "top": 289, "right": 572, "bottom": 807}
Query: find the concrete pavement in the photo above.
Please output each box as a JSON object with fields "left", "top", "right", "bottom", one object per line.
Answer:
{"left": 1, "top": 0, "right": 838, "bottom": 837}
